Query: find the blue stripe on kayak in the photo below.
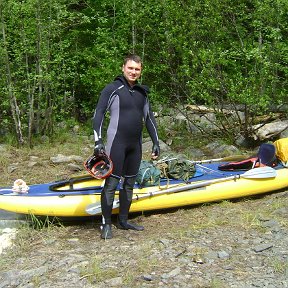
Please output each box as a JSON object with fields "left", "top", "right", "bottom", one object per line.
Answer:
{"left": 0, "top": 162, "right": 283, "bottom": 197}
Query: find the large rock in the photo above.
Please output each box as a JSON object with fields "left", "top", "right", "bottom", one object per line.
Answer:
{"left": 142, "top": 139, "right": 171, "bottom": 155}
{"left": 0, "top": 209, "right": 26, "bottom": 222}
{"left": 252, "top": 120, "right": 288, "bottom": 141}
{"left": 50, "top": 154, "right": 84, "bottom": 164}
{"left": 204, "top": 142, "right": 240, "bottom": 157}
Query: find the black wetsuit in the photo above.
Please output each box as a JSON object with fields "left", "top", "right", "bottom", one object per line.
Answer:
{"left": 93, "top": 75, "right": 159, "bottom": 178}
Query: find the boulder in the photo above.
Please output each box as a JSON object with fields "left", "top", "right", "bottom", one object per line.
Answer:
{"left": 252, "top": 120, "right": 288, "bottom": 141}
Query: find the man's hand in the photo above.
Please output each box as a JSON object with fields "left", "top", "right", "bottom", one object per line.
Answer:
{"left": 94, "top": 139, "right": 105, "bottom": 156}
{"left": 151, "top": 143, "right": 160, "bottom": 160}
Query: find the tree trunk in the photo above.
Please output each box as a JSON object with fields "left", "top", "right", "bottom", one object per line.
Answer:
{"left": 0, "top": 6, "right": 24, "bottom": 145}
{"left": 35, "top": 2, "right": 43, "bottom": 135}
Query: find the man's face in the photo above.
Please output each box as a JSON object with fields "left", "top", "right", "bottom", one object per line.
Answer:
{"left": 122, "top": 60, "right": 142, "bottom": 86}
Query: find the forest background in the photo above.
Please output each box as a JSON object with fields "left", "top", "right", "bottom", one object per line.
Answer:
{"left": 1, "top": 0, "right": 288, "bottom": 147}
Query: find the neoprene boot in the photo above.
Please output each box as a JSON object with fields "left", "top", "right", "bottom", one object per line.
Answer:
{"left": 118, "top": 217, "right": 144, "bottom": 231}
{"left": 100, "top": 176, "right": 120, "bottom": 239}
{"left": 118, "top": 177, "right": 144, "bottom": 231}
{"left": 101, "top": 224, "right": 112, "bottom": 240}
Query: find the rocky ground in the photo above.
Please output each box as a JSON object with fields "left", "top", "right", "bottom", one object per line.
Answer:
{"left": 0, "top": 136, "right": 287, "bottom": 288}
{"left": 0, "top": 189, "right": 287, "bottom": 288}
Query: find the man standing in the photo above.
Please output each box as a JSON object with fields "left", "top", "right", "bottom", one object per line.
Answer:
{"left": 93, "top": 54, "right": 160, "bottom": 239}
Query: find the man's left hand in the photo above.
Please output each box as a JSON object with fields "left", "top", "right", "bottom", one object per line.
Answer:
{"left": 151, "top": 143, "right": 160, "bottom": 160}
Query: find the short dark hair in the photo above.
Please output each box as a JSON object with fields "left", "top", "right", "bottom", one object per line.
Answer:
{"left": 123, "top": 54, "right": 142, "bottom": 66}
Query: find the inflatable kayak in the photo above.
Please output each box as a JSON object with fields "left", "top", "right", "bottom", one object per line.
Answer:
{"left": 0, "top": 162, "right": 287, "bottom": 217}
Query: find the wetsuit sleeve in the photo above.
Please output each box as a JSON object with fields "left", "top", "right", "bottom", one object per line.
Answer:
{"left": 92, "top": 85, "right": 114, "bottom": 141}
{"left": 144, "top": 100, "right": 159, "bottom": 145}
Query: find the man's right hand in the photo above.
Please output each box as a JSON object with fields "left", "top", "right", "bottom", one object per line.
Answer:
{"left": 94, "top": 139, "right": 105, "bottom": 156}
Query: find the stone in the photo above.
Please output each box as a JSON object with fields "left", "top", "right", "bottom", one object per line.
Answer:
{"left": 218, "top": 250, "right": 230, "bottom": 259}
{"left": 253, "top": 243, "right": 273, "bottom": 253}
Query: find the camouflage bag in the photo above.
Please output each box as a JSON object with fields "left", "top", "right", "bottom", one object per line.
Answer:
{"left": 156, "top": 153, "right": 196, "bottom": 182}
{"left": 136, "top": 160, "right": 161, "bottom": 188}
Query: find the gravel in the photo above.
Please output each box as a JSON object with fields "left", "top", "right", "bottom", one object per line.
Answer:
{"left": 0, "top": 191, "right": 287, "bottom": 288}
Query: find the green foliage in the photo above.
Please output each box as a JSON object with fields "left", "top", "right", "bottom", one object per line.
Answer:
{"left": 1, "top": 0, "right": 288, "bottom": 145}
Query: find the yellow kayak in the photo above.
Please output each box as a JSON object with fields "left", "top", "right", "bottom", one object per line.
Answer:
{"left": 0, "top": 163, "right": 287, "bottom": 217}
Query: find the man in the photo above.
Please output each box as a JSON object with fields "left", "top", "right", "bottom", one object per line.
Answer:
{"left": 93, "top": 54, "right": 160, "bottom": 239}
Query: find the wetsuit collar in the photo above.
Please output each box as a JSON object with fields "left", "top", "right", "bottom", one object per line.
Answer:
{"left": 115, "top": 75, "right": 149, "bottom": 94}
{"left": 115, "top": 75, "right": 137, "bottom": 87}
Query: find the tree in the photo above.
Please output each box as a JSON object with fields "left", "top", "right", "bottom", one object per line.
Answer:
{"left": 0, "top": 0, "right": 287, "bottom": 146}
{"left": 0, "top": 0, "right": 86, "bottom": 145}
{"left": 0, "top": 2, "right": 24, "bottom": 144}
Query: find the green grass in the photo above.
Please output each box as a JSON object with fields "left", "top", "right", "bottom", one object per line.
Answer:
{"left": 80, "top": 256, "right": 119, "bottom": 284}
{"left": 210, "top": 278, "right": 229, "bottom": 288}
{"left": 0, "top": 218, "right": 68, "bottom": 270}
{"left": 80, "top": 242, "right": 165, "bottom": 286}
{"left": 27, "top": 214, "right": 64, "bottom": 230}
{"left": 271, "top": 257, "right": 288, "bottom": 275}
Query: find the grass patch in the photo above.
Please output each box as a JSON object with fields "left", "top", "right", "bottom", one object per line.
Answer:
{"left": 271, "top": 257, "right": 288, "bottom": 275}
{"left": 80, "top": 256, "right": 119, "bottom": 284}
{"left": 0, "top": 218, "right": 68, "bottom": 270}
{"left": 218, "top": 200, "right": 233, "bottom": 207}
{"left": 210, "top": 277, "right": 229, "bottom": 288}
{"left": 81, "top": 246, "right": 165, "bottom": 286}
{"left": 27, "top": 214, "right": 64, "bottom": 230}
{"left": 0, "top": 134, "right": 92, "bottom": 186}
{"left": 240, "top": 212, "right": 263, "bottom": 229}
